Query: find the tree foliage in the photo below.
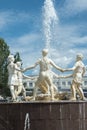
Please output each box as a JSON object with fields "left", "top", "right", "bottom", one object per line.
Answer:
{"left": 0, "top": 38, "right": 10, "bottom": 96}
{"left": 14, "top": 52, "right": 22, "bottom": 63}
{"left": 0, "top": 38, "right": 22, "bottom": 97}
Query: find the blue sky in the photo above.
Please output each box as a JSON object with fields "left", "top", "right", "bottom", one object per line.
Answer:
{"left": 0, "top": 0, "right": 87, "bottom": 74}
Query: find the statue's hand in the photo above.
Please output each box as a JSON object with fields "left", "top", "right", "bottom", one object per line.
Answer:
{"left": 61, "top": 69, "right": 66, "bottom": 72}
{"left": 21, "top": 68, "right": 25, "bottom": 72}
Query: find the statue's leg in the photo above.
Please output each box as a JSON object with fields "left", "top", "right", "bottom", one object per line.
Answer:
{"left": 16, "top": 84, "right": 22, "bottom": 96}
{"left": 33, "top": 86, "right": 38, "bottom": 100}
{"left": 76, "top": 84, "right": 85, "bottom": 100}
{"left": 10, "top": 85, "right": 16, "bottom": 101}
{"left": 32, "top": 79, "right": 39, "bottom": 101}
{"left": 46, "top": 77, "right": 54, "bottom": 101}
{"left": 41, "top": 81, "right": 50, "bottom": 94}
{"left": 50, "top": 84, "right": 54, "bottom": 100}
{"left": 21, "top": 85, "right": 26, "bottom": 99}
{"left": 70, "top": 82, "right": 77, "bottom": 100}
{"left": 45, "top": 81, "right": 50, "bottom": 94}
{"left": 53, "top": 84, "right": 58, "bottom": 93}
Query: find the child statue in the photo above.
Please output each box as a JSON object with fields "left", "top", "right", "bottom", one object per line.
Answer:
{"left": 25, "top": 49, "right": 64, "bottom": 101}
{"left": 64, "top": 53, "right": 86, "bottom": 101}
{"left": 7, "top": 55, "right": 19, "bottom": 101}
{"left": 15, "top": 61, "right": 26, "bottom": 100}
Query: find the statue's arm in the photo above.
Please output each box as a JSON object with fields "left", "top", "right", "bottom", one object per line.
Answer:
{"left": 14, "top": 64, "right": 21, "bottom": 71}
{"left": 64, "top": 64, "right": 76, "bottom": 71}
{"left": 23, "top": 65, "right": 36, "bottom": 72}
{"left": 82, "top": 66, "right": 86, "bottom": 76}
{"left": 64, "top": 67, "right": 75, "bottom": 71}
{"left": 23, "top": 74, "right": 38, "bottom": 80}
{"left": 50, "top": 60, "right": 64, "bottom": 72}
{"left": 60, "top": 74, "right": 73, "bottom": 78}
{"left": 23, "top": 74, "right": 31, "bottom": 78}
{"left": 23, "top": 61, "right": 39, "bottom": 72}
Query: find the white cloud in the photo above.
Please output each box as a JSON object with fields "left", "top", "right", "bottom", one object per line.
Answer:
{"left": 0, "top": 11, "right": 31, "bottom": 30}
{"left": 59, "top": 0, "right": 87, "bottom": 17}
{"left": 67, "top": 0, "right": 87, "bottom": 12}
{"left": 8, "top": 33, "right": 41, "bottom": 48}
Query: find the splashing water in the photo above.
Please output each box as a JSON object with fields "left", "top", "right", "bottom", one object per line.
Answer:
{"left": 24, "top": 113, "right": 30, "bottom": 130}
{"left": 43, "top": 0, "right": 58, "bottom": 50}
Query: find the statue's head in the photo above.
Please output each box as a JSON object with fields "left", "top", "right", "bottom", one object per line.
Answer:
{"left": 16, "top": 61, "right": 22, "bottom": 67}
{"left": 42, "top": 49, "right": 48, "bottom": 56}
{"left": 8, "top": 55, "right": 14, "bottom": 63}
{"left": 76, "top": 53, "right": 83, "bottom": 61}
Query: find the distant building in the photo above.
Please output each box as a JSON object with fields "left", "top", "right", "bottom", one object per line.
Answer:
{"left": 23, "top": 76, "right": 87, "bottom": 92}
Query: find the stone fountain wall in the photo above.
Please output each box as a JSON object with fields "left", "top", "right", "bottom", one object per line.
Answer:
{"left": 0, "top": 101, "right": 87, "bottom": 130}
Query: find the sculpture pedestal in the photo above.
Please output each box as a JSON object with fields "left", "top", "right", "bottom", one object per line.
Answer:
{"left": 0, "top": 101, "right": 87, "bottom": 130}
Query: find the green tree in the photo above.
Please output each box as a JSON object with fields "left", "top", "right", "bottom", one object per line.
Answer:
{"left": 0, "top": 38, "right": 10, "bottom": 96}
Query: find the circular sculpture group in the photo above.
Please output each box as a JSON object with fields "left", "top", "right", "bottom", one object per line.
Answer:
{"left": 7, "top": 49, "right": 87, "bottom": 102}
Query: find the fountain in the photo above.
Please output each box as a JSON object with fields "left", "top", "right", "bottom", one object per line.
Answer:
{"left": 0, "top": 0, "right": 87, "bottom": 130}
{"left": 42, "top": 0, "right": 58, "bottom": 49}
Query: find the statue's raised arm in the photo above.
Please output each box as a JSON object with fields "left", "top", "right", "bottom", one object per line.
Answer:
{"left": 50, "top": 59, "right": 65, "bottom": 72}
{"left": 23, "top": 61, "right": 39, "bottom": 72}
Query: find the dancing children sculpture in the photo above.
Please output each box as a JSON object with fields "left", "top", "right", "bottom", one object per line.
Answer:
{"left": 7, "top": 52, "right": 86, "bottom": 102}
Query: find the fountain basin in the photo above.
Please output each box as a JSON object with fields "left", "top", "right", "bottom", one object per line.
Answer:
{"left": 0, "top": 101, "right": 87, "bottom": 130}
